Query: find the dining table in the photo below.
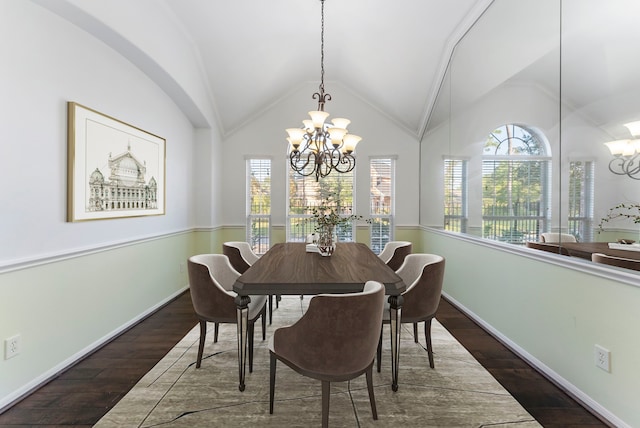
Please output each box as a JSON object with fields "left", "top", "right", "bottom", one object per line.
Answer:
{"left": 534, "top": 241, "right": 640, "bottom": 261}
{"left": 232, "top": 242, "right": 406, "bottom": 392}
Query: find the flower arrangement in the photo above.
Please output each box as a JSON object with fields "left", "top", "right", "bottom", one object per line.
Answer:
{"left": 597, "top": 202, "right": 640, "bottom": 233}
{"left": 307, "top": 193, "right": 369, "bottom": 232}
{"left": 304, "top": 192, "right": 370, "bottom": 255}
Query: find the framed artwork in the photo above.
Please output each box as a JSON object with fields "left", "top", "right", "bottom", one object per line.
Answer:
{"left": 67, "top": 102, "right": 166, "bottom": 222}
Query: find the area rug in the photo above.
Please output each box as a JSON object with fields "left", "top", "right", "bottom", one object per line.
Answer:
{"left": 94, "top": 296, "right": 540, "bottom": 427}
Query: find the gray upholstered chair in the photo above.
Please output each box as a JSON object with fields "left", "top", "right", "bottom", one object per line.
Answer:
{"left": 377, "top": 241, "right": 412, "bottom": 271}
{"left": 540, "top": 232, "right": 577, "bottom": 243}
{"left": 269, "top": 281, "right": 385, "bottom": 428}
{"left": 592, "top": 252, "right": 640, "bottom": 271}
{"left": 526, "top": 241, "right": 570, "bottom": 256}
{"left": 377, "top": 253, "right": 445, "bottom": 372}
{"left": 223, "top": 241, "right": 279, "bottom": 324}
{"left": 187, "top": 254, "right": 267, "bottom": 370}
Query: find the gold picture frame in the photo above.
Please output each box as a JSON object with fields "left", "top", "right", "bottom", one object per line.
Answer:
{"left": 67, "top": 102, "right": 166, "bottom": 221}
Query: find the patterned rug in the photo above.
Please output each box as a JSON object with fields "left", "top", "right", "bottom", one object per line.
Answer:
{"left": 95, "top": 296, "right": 540, "bottom": 427}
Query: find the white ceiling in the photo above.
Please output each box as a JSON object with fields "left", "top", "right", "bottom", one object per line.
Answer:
{"left": 161, "top": 0, "right": 489, "bottom": 137}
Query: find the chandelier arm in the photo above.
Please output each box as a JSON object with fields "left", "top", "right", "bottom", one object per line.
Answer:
{"left": 609, "top": 156, "right": 640, "bottom": 179}
{"left": 290, "top": 151, "right": 317, "bottom": 177}
{"left": 334, "top": 153, "right": 356, "bottom": 173}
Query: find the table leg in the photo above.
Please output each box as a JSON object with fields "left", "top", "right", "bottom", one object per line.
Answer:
{"left": 388, "top": 294, "right": 403, "bottom": 392}
{"left": 235, "top": 295, "right": 251, "bottom": 392}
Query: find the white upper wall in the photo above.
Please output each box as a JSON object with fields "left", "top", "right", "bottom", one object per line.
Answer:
{"left": 0, "top": 0, "right": 198, "bottom": 265}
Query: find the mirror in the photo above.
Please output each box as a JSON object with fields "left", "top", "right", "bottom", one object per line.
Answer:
{"left": 422, "top": 0, "right": 640, "bottom": 271}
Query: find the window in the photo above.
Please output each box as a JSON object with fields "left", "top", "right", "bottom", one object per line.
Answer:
{"left": 482, "top": 124, "right": 551, "bottom": 244}
{"left": 287, "top": 163, "right": 356, "bottom": 242}
{"left": 444, "top": 158, "right": 468, "bottom": 233}
{"left": 247, "top": 158, "right": 271, "bottom": 254}
{"left": 370, "top": 158, "right": 395, "bottom": 254}
{"left": 568, "top": 160, "right": 595, "bottom": 242}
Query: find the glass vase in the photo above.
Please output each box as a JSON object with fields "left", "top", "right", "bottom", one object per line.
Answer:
{"left": 317, "top": 226, "right": 337, "bottom": 256}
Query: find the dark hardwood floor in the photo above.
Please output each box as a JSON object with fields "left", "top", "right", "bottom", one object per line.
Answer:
{"left": 0, "top": 291, "right": 607, "bottom": 427}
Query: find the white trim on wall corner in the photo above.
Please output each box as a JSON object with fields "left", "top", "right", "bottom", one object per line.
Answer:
{"left": 0, "top": 286, "right": 189, "bottom": 414}
{"left": 442, "top": 292, "right": 629, "bottom": 428}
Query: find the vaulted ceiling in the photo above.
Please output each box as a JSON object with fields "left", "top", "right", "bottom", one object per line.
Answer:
{"left": 34, "top": 0, "right": 491, "bottom": 138}
{"left": 160, "top": 0, "right": 490, "bottom": 138}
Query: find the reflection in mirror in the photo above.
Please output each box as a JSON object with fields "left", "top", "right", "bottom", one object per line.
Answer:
{"left": 422, "top": 0, "right": 640, "bottom": 272}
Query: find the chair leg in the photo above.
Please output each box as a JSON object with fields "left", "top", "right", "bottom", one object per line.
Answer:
{"left": 366, "top": 365, "right": 378, "bottom": 420}
{"left": 268, "top": 295, "right": 273, "bottom": 325}
{"left": 269, "top": 353, "right": 276, "bottom": 414}
{"left": 248, "top": 322, "right": 254, "bottom": 373}
{"left": 376, "top": 329, "right": 382, "bottom": 373}
{"left": 262, "top": 306, "right": 267, "bottom": 341}
{"left": 276, "top": 294, "right": 281, "bottom": 308}
{"left": 425, "top": 319, "right": 434, "bottom": 369}
{"left": 214, "top": 322, "right": 219, "bottom": 343}
{"left": 413, "top": 322, "right": 418, "bottom": 343}
{"left": 321, "top": 380, "right": 330, "bottom": 428}
{"left": 196, "top": 320, "right": 206, "bottom": 369}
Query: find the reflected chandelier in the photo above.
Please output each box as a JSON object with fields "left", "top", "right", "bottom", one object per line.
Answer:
{"left": 604, "top": 121, "right": 640, "bottom": 179}
{"left": 286, "top": 0, "right": 362, "bottom": 181}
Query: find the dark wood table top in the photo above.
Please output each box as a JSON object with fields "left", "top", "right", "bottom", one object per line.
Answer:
{"left": 233, "top": 242, "right": 406, "bottom": 296}
{"left": 537, "top": 241, "right": 640, "bottom": 261}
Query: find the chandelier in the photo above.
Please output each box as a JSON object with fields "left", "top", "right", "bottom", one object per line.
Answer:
{"left": 286, "top": 0, "right": 362, "bottom": 181}
{"left": 604, "top": 121, "right": 640, "bottom": 179}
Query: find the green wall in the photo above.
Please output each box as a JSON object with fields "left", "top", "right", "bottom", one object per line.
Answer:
{"left": 420, "top": 227, "right": 639, "bottom": 427}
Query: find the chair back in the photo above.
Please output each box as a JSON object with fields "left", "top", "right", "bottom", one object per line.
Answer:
{"left": 187, "top": 254, "right": 239, "bottom": 321}
{"left": 540, "top": 232, "right": 577, "bottom": 243}
{"left": 272, "top": 281, "right": 385, "bottom": 377}
{"left": 592, "top": 252, "right": 640, "bottom": 271}
{"left": 378, "top": 241, "right": 412, "bottom": 271}
{"left": 223, "top": 241, "right": 259, "bottom": 273}
{"left": 396, "top": 254, "right": 445, "bottom": 322}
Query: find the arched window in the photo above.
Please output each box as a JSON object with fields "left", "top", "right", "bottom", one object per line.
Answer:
{"left": 482, "top": 124, "right": 551, "bottom": 244}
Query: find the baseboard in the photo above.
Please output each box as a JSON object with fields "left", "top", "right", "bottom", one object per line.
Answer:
{"left": 441, "top": 292, "right": 627, "bottom": 428}
{"left": 0, "top": 286, "right": 189, "bottom": 414}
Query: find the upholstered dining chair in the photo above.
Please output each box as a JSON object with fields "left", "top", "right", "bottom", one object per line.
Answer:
{"left": 223, "top": 241, "right": 279, "bottom": 324}
{"left": 269, "top": 281, "right": 385, "bottom": 428}
{"left": 187, "top": 254, "right": 267, "bottom": 370}
{"left": 592, "top": 252, "right": 640, "bottom": 271}
{"left": 540, "top": 232, "right": 577, "bottom": 243}
{"left": 377, "top": 241, "right": 412, "bottom": 271}
{"left": 377, "top": 253, "right": 445, "bottom": 372}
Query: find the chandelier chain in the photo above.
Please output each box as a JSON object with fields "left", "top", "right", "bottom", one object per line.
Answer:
{"left": 319, "top": 0, "right": 325, "bottom": 94}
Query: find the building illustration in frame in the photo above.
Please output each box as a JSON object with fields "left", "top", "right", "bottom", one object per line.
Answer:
{"left": 67, "top": 102, "right": 166, "bottom": 222}
{"left": 88, "top": 143, "right": 158, "bottom": 212}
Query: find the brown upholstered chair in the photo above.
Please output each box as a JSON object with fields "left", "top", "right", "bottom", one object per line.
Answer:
{"left": 377, "top": 241, "right": 412, "bottom": 271}
{"left": 223, "top": 241, "right": 279, "bottom": 324}
{"left": 187, "top": 254, "right": 267, "bottom": 370}
{"left": 269, "top": 281, "right": 385, "bottom": 428}
{"left": 540, "top": 232, "right": 577, "bottom": 243}
{"left": 377, "top": 253, "right": 445, "bottom": 372}
{"left": 526, "top": 241, "right": 570, "bottom": 256}
{"left": 592, "top": 252, "right": 640, "bottom": 271}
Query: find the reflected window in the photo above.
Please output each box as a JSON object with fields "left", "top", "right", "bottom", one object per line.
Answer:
{"left": 444, "top": 158, "right": 468, "bottom": 233}
{"left": 568, "top": 160, "right": 595, "bottom": 242}
{"left": 247, "top": 158, "right": 271, "bottom": 254}
{"left": 370, "top": 158, "right": 395, "bottom": 254}
{"left": 482, "top": 124, "right": 551, "bottom": 244}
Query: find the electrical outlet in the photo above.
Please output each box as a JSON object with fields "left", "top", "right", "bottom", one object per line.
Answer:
{"left": 4, "top": 334, "right": 21, "bottom": 360}
{"left": 594, "top": 344, "right": 610, "bottom": 372}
